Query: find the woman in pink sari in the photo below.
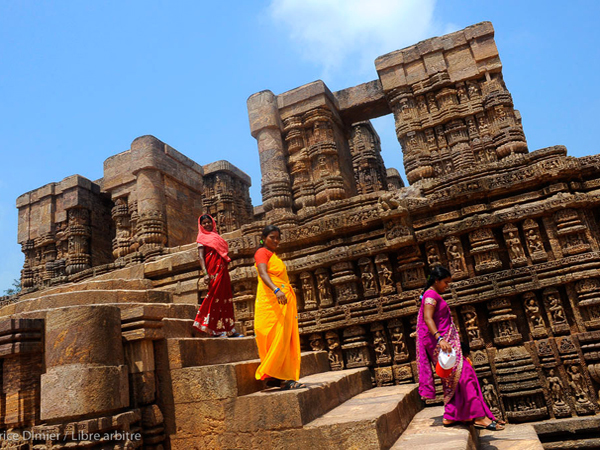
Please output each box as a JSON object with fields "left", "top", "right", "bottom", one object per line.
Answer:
{"left": 193, "top": 214, "right": 241, "bottom": 337}
{"left": 417, "top": 266, "right": 504, "bottom": 431}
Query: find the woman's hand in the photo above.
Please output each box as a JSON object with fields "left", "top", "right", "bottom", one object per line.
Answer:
{"left": 275, "top": 289, "right": 287, "bottom": 305}
{"left": 203, "top": 274, "right": 211, "bottom": 285}
{"left": 439, "top": 338, "right": 452, "bottom": 353}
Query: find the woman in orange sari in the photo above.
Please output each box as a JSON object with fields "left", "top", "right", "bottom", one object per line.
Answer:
{"left": 253, "top": 225, "right": 305, "bottom": 390}
{"left": 193, "top": 214, "right": 241, "bottom": 337}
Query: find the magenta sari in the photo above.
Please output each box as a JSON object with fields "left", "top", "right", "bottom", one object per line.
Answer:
{"left": 416, "top": 289, "right": 496, "bottom": 421}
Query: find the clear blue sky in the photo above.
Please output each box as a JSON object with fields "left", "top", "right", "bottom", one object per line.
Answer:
{"left": 1, "top": 1, "right": 599, "bottom": 291}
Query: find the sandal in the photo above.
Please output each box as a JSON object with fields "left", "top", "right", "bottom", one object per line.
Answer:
{"left": 474, "top": 420, "right": 504, "bottom": 431}
{"left": 443, "top": 420, "right": 458, "bottom": 427}
{"left": 280, "top": 380, "right": 307, "bottom": 390}
{"left": 265, "top": 377, "right": 282, "bottom": 388}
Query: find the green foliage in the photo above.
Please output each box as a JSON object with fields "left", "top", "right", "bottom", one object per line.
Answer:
{"left": 3, "top": 279, "right": 21, "bottom": 296}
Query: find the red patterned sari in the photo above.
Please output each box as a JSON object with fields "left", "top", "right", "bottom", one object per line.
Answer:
{"left": 193, "top": 245, "right": 236, "bottom": 335}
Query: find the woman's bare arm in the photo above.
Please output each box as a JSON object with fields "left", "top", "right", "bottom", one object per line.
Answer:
{"left": 257, "top": 262, "right": 287, "bottom": 305}
{"left": 423, "top": 301, "right": 452, "bottom": 352}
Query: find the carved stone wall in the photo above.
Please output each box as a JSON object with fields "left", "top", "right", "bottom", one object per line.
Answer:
{"left": 17, "top": 135, "right": 253, "bottom": 291}
{"left": 16, "top": 175, "right": 113, "bottom": 291}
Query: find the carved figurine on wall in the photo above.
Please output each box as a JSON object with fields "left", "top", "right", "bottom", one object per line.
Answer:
{"left": 301, "top": 272, "right": 317, "bottom": 310}
{"left": 388, "top": 319, "right": 408, "bottom": 363}
{"left": 547, "top": 369, "right": 566, "bottom": 405}
{"left": 308, "top": 333, "right": 325, "bottom": 352}
{"left": 379, "top": 264, "right": 394, "bottom": 291}
{"left": 547, "top": 293, "right": 567, "bottom": 324}
{"left": 358, "top": 257, "right": 377, "bottom": 296}
{"left": 315, "top": 268, "right": 333, "bottom": 307}
{"left": 525, "top": 297, "right": 545, "bottom": 329}
{"left": 325, "top": 331, "right": 344, "bottom": 370}
{"left": 372, "top": 327, "right": 391, "bottom": 365}
{"left": 568, "top": 366, "right": 590, "bottom": 403}
{"left": 526, "top": 229, "right": 544, "bottom": 253}
{"left": 481, "top": 378, "right": 501, "bottom": 412}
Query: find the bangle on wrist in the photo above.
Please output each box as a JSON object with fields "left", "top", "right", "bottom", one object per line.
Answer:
{"left": 274, "top": 287, "right": 281, "bottom": 294}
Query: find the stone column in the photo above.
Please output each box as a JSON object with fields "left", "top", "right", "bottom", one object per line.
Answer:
{"left": 0, "top": 318, "right": 44, "bottom": 428}
{"left": 247, "top": 90, "right": 296, "bottom": 225}
{"left": 40, "top": 305, "right": 129, "bottom": 421}
{"left": 65, "top": 207, "right": 91, "bottom": 275}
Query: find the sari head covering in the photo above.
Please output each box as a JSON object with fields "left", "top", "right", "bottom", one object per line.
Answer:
{"left": 196, "top": 214, "right": 231, "bottom": 262}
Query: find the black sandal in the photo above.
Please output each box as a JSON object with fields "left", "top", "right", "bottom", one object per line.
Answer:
{"left": 280, "top": 380, "right": 307, "bottom": 390}
{"left": 265, "top": 377, "right": 282, "bottom": 388}
{"left": 474, "top": 420, "right": 504, "bottom": 431}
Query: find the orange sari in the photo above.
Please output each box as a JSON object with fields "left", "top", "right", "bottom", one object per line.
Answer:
{"left": 254, "top": 253, "right": 301, "bottom": 381}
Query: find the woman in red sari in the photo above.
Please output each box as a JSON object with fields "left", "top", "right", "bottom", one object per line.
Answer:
{"left": 193, "top": 214, "right": 241, "bottom": 337}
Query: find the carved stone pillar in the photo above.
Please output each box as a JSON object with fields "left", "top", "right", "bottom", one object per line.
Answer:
{"left": 304, "top": 108, "right": 352, "bottom": 206}
{"left": 503, "top": 223, "right": 527, "bottom": 267}
{"left": 134, "top": 169, "right": 168, "bottom": 259}
{"left": 330, "top": 262, "right": 359, "bottom": 304}
{"left": 342, "top": 326, "right": 372, "bottom": 368}
{"left": 247, "top": 90, "right": 295, "bottom": 224}
{"left": 122, "top": 306, "right": 166, "bottom": 448}
{"left": 396, "top": 247, "right": 425, "bottom": 292}
{"left": 469, "top": 228, "right": 502, "bottom": 274}
{"left": 349, "top": 121, "right": 388, "bottom": 194}
{"left": 283, "top": 115, "right": 315, "bottom": 211}
{"left": 65, "top": 207, "right": 91, "bottom": 275}
{"left": 554, "top": 209, "right": 591, "bottom": 256}
{"left": 481, "top": 74, "right": 528, "bottom": 161}
{"left": 487, "top": 298, "right": 522, "bottom": 347}
{"left": 0, "top": 318, "right": 44, "bottom": 428}
{"left": 495, "top": 346, "right": 548, "bottom": 422}
{"left": 575, "top": 279, "right": 600, "bottom": 330}
{"left": 112, "top": 197, "right": 133, "bottom": 260}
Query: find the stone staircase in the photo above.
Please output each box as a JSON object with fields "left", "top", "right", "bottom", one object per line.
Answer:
{"left": 163, "top": 335, "right": 546, "bottom": 450}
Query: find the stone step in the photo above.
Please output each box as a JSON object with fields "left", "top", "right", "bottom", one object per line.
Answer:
{"left": 479, "top": 423, "right": 544, "bottom": 450}
{"left": 171, "top": 351, "right": 329, "bottom": 404}
{"left": 224, "top": 367, "right": 373, "bottom": 433}
{"left": 19, "top": 278, "right": 154, "bottom": 300}
{"left": 293, "top": 383, "right": 422, "bottom": 450}
{"left": 166, "top": 336, "right": 259, "bottom": 369}
{"left": 0, "top": 289, "right": 173, "bottom": 317}
{"left": 390, "top": 406, "right": 477, "bottom": 450}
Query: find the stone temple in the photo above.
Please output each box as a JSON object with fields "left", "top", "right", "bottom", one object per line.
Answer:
{"left": 2, "top": 21, "right": 600, "bottom": 449}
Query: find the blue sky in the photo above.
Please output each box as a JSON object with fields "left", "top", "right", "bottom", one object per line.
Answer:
{"left": 1, "top": 0, "right": 599, "bottom": 291}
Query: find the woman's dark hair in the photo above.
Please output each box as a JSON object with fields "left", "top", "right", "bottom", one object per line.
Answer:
{"left": 258, "top": 225, "right": 281, "bottom": 248}
{"left": 461, "top": 340, "right": 471, "bottom": 358}
{"left": 422, "top": 266, "right": 451, "bottom": 296}
{"left": 199, "top": 214, "right": 212, "bottom": 223}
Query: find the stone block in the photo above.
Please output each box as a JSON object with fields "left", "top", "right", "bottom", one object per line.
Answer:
{"left": 40, "top": 364, "right": 129, "bottom": 420}
{"left": 479, "top": 424, "right": 543, "bottom": 450}
{"left": 45, "top": 305, "right": 124, "bottom": 368}
{"left": 225, "top": 367, "right": 372, "bottom": 432}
